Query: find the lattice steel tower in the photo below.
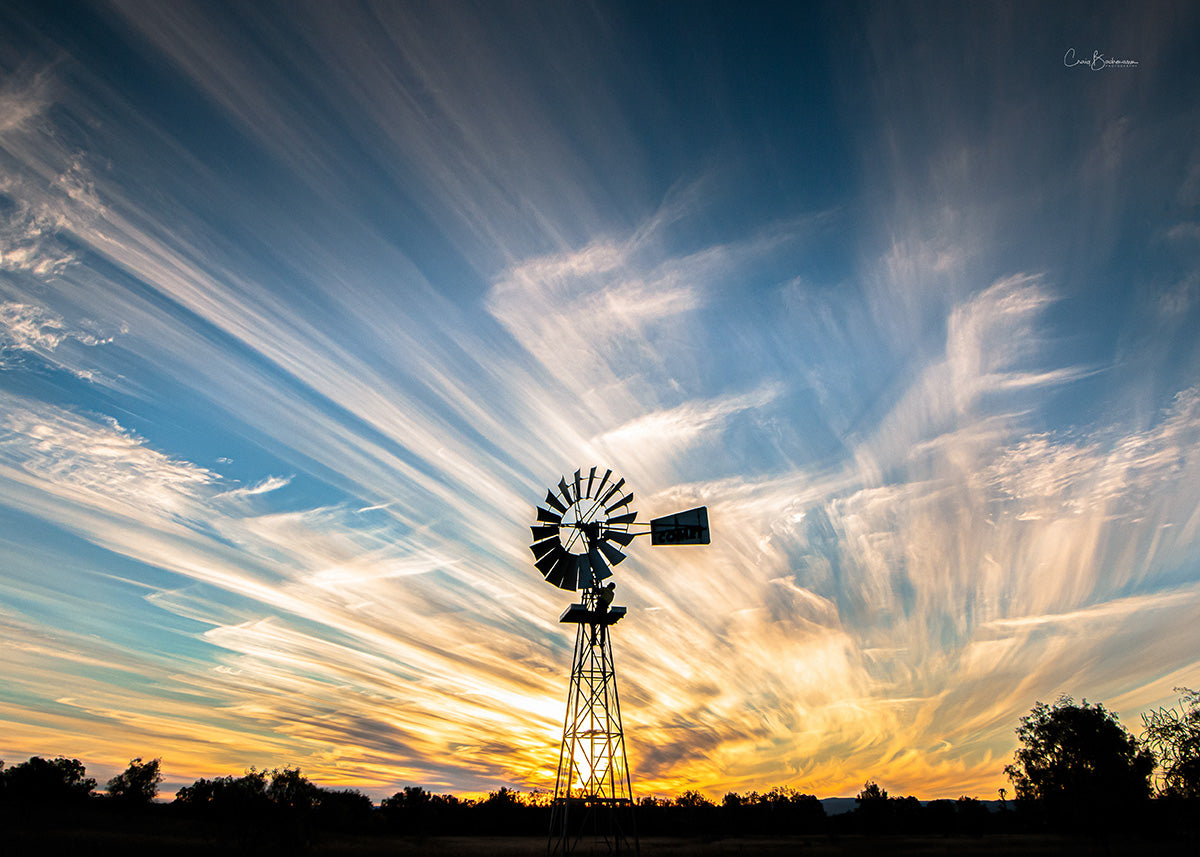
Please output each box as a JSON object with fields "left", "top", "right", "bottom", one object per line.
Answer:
{"left": 529, "top": 467, "right": 710, "bottom": 856}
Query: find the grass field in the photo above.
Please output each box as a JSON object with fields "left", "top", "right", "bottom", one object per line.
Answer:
{"left": 13, "top": 831, "right": 1188, "bottom": 857}
{"left": 317, "top": 833, "right": 1189, "bottom": 857}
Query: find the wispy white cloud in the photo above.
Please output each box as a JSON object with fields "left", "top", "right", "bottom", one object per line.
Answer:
{"left": 0, "top": 188, "right": 78, "bottom": 277}
{"left": 1, "top": 0, "right": 1199, "bottom": 804}
{"left": 594, "top": 387, "right": 782, "bottom": 467}
{"left": 0, "top": 301, "right": 115, "bottom": 362}
{"left": 0, "top": 394, "right": 215, "bottom": 520}
{"left": 487, "top": 238, "right": 708, "bottom": 425}
{"left": 0, "top": 392, "right": 564, "bottom": 791}
{"left": 215, "top": 475, "right": 293, "bottom": 501}
{"left": 982, "top": 587, "right": 1197, "bottom": 631}
{"left": 0, "top": 66, "right": 50, "bottom": 135}
{"left": 944, "top": 276, "right": 1089, "bottom": 409}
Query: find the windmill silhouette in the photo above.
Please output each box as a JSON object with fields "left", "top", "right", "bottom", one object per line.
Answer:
{"left": 530, "top": 467, "right": 710, "bottom": 856}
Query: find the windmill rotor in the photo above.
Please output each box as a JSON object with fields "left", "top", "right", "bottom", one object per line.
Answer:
{"left": 529, "top": 466, "right": 634, "bottom": 591}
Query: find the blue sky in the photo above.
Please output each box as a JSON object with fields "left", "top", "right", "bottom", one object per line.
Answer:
{"left": 2, "top": 0, "right": 1199, "bottom": 799}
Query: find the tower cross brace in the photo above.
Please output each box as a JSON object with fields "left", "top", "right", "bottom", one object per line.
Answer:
{"left": 548, "top": 585, "right": 638, "bottom": 856}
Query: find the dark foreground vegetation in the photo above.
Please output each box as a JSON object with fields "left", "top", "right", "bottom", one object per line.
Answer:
{"left": 3, "top": 689, "right": 1198, "bottom": 854}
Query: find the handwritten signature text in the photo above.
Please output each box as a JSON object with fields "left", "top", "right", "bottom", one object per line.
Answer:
{"left": 1064, "top": 48, "right": 1139, "bottom": 70}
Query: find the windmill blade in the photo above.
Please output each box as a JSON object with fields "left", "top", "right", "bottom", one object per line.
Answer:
{"left": 536, "top": 549, "right": 564, "bottom": 577}
{"left": 576, "top": 554, "right": 594, "bottom": 589}
{"left": 544, "top": 557, "right": 571, "bottom": 590}
{"left": 530, "top": 524, "right": 559, "bottom": 542}
{"left": 544, "top": 490, "right": 566, "bottom": 514}
{"left": 530, "top": 538, "right": 561, "bottom": 561}
{"left": 586, "top": 466, "right": 597, "bottom": 498}
{"left": 573, "top": 469, "right": 583, "bottom": 504}
{"left": 603, "top": 529, "right": 635, "bottom": 547}
{"left": 558, "top": 476, "right": 573, "bottom": 505}
{"left": 548, "top": 554, "right": 577, "bottom": 590}
{"left": 606, "top": 511, "right": 638, "bottom": 526}
{"left": 605, "top": 491, "right": 633, "bottom": 512}
{"left": 598, "top": 540, "right": 626, "bottom": 567}
{"left": 537, "top": 506, "right": 563, "bottom": 524}
{"left": 598, "top": 477, "right": 625, "bottom": 507}
{"left": 593, "top": 469, "right": 612, "bottom": 501}
{"left": 550, "top": 548, "right": 581, "bottom": 590}
{"left": 588, "top": 548, "right": 613, "bottom": 582}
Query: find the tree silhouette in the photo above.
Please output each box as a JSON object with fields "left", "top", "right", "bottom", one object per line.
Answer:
{"left": 854, "top": 780, "right": 891, "bottom": 833}
{"left": 672, "top": 788, "right": 717, "bottom": 832}
{"left": 1, "top": 756, "right": 96, "bottom": 803}
{"left": 175, "top": 769, "right": 269, "bottom": 811}
{"left": 266, "top": 766, "right": 318, "bottom": 812}
{"left": 106, "top": 757, "right": 162, "bottom": 802}
{"left": 1141, "top": 687, "right": 1200, "bottom": 798}
{"left": 737, "top": 787, "right": 824, "bottom": 834}
{"left": 379, "top": 786, "right": 477, "bottom": 835}
{"left": 174, "top": 768, "right": 271, "bottom": 846}
{"left": 954, "top": 796, "right": 989, "bottom": 835}
{"left": 175, "top": 767, "right": 358, "bottom": 847}
{"left": 1004, "top": 695, "right": 1153, "bottom": 829}
{"left": 856, "top": 780, "right": 888, "bottom": 802}
{"left": 313, "top": 788, "right": 374, "bottom": 832}
{"left": 474, "top": 786, "right": 545, "bottom": 834}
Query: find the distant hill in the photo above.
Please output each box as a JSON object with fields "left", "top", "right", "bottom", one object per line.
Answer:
{"left": 820, "top": 797, "right": 858, "bottom": 815}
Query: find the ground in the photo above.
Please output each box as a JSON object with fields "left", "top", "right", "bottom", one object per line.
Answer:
{"left": 12, "top": 832, "right": 1190, "bottom": 857}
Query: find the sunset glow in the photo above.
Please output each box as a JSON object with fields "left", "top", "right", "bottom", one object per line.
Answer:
{"left": 2, "top": 1, "right": 1199, "bottom": 801}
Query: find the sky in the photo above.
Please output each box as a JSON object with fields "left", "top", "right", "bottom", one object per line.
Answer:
{"left": 1, "top": 0, "right": 1199, "bottom": 802}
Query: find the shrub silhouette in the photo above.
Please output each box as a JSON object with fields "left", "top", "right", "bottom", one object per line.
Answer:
{"left": 1141, "top": 687, "right": 1200, "bottom": 798}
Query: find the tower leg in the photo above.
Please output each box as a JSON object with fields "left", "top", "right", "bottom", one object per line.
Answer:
{"left": 548, "top": 600, "right": 638, "bottom": 856}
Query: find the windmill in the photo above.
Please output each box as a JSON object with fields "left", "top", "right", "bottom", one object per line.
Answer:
{"left": 530, "top": 467, "right": 710, "bottom": 856}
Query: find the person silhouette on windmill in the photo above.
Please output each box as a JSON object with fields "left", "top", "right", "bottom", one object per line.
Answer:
{"left": 598, "top": 581, "right": 616, "bottom": 612}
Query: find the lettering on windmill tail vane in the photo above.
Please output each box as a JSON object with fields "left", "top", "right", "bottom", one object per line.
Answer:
{"left": 652, "top": 525, "right": 705, "bottom": 545}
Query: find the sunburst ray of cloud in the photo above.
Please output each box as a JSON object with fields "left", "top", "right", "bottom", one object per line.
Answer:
{"left": 1, "top": 0, "right": 1199, "bottom": 802}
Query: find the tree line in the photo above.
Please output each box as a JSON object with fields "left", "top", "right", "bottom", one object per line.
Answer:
{"left": 2, "top": 687, "right": 1197, "bottom": 843}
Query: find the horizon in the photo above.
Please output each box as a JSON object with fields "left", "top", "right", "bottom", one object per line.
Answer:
{"left": 0, "top": 749, "right": 1002, "bottom": 806}
{"left": 2, "top": 1, "right": 1199, "bottom": 803}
